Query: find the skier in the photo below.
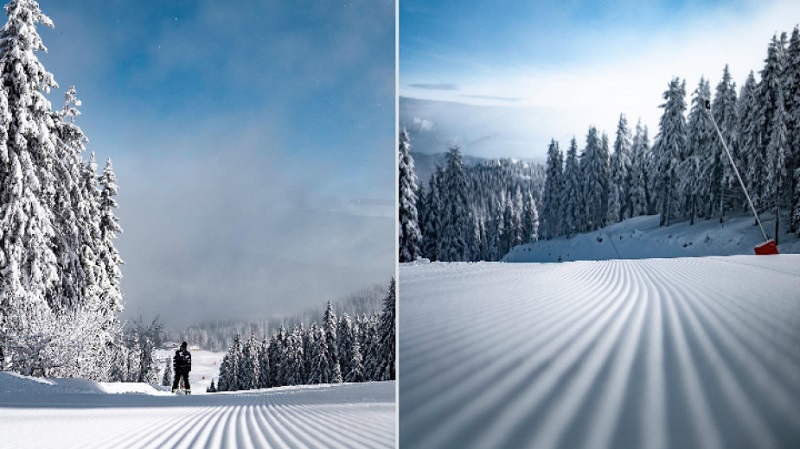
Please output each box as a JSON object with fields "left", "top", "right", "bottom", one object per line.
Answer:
{"left": 172, "top": 341, "right": 192, "bottom": 394}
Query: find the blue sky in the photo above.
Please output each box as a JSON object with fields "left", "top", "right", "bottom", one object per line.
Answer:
{"left": 400, "top": 0, "right": 800, "bottom": 161}
{"left": 34, "top": 0, "right": 395, "bottom": 326}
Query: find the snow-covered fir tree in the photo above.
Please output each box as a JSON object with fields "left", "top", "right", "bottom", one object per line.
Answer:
{"left": 654, "top": 78, "right": 688, "bottom": 226}
{"left": 239, "top": 333, "right": 260, "bottom": 390}
{"left": 610, "top": 114, "right": 632, "bottom": 222}
{"left": 323, "top": 301, "right": 343, "bottom": 383}
{"left": 580, "top": 127, "right": 610, "bottom": 231}
{"left": 760, "top": 33, "right": 791, "bottom": 241}
{"left": 439, "top": 147, "right": 471, "bottom": 261}
{"left": 375, "top": 278, "right": 395, "bottom": 381}
{"left": 561, "top": 137, "right": 582, "bottom": 238}
{"left": 521, "top": 191, "right": 540, "bottom": 244}
{"left": 307, "top": 322, "right": 331, "bottom": 384}
{"left": 629, "top": 120, "right": 651, "bottom": 218}
{"left": 541, "top": 139, "right": 563, "bottom": 239}
{"left": 399, "top": 128, "right": 423, "bottom": 262}
{"left": 421, "top": 164, "right": 444, "bottom": 260}
{"left": 0, "top": 0, "right": 61, "bottom": 375}
{"left": 257, "top": 338, "right": 270, "bottom": 388}
{"left": 682, "top": 77, "right": 713, "bottom": 225}
{"left": 739, "top": 71, "right": 764, "bottom": 219}
{"left": 337, "top": 314, "right": 363, "bottom": 383}
{"left": 710, "top": 65, "right": 740, "bottom": 221}
{"left": 97, "top": 159, "right": 123, "bottom": 328}
{"left": 786, "top": 27, "right": 800, "bottom": 232}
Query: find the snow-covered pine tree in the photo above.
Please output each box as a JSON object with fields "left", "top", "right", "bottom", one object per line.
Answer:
{"left": 207, "top": 378, "right": 216, "bottom": 393}
{"left": 786, "top": 27, "right": 800, "bottom": 232}
{"left": 682, "top": 77, "right": 713, "bottom": 225}
{"left": 499, "top": 193, "right": 514, "bottom": 256}
{"left": 439, "top": 147, "right": 471, "bottom": 261}
{"left": 422, "top": 164, "right": 444, "bottom": 261}
{"left": 786, "top": 27, "right": 800, "bottom": 233}
{"left": 521, "top": 191, "right": 539, "bottom": 244}
{"left": 257, "top": 338, "right": 270, "bottom": 389}
{"left": 610, "top": 114, "right": 632, "bottom": 222}
{"left": 761, "top": 33, "right": 791, "bottom": 242}
{"left": 580, "top": 127, "right": 610, "bottom": 231}
{"left": 323, "top": 301, "right": 343, "bottom": 383}
{"left": 541, "top": 139, "right": 563, "bottom": 239}
{"left": 289, "top": 325, "right": 306, "bottom": 385}
{"left": 277, "top": 327, "right": 297, "bottom": 386}
{"left": 97, "top": 159, "right": 123, "bottom": 331}
{"left": 217, "top": 353, "right": 230, "bottom": 391}
{"left": 337, "top": 314, "right": 363, "bottom": 383}
{"left": 654, "top": 78, "right": 688, "bottom": 226}
{"left": 710, "top": 65, "right": 740, "bottom": 222}
{"left": 227, "top": 334, "right": 243, "bottom": 391}
{"left": 0, "top": 0, "right": 61, "bottom": 376}
{"left": 267, "top": 326, "right": 285, "bottom": 387}
{"left": 307, "top": 322, "right": 331, "bottom": 384}
{"left": 52, "top": 86, "right": 84, "bottom": 314}
{"left": 740, "top": 71, "right": 764, "bottom": 219}
{"left": 375, "top": 278, "right": 395, "bottom": 381}
{"left": 629, "top": 120, "right": 650, "bottom": 218}
{"left": 561, "top": 137, "right": 581, "bottom": 238}
{"left": 357, "top": 313, "right": 381, "bottom": 381}
{"left": 399, "top": 128, "right": 423, "bottom": 262}
{"left": 239, "top": 333, "right": 260, "bottom": 390}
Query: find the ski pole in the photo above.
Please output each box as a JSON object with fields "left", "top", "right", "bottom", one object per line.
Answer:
{"left": 704, "top": 100, "right": 770, "bottom": 242}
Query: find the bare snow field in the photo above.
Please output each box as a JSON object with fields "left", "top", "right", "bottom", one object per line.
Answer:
{"left": 399, "top": 256, "right": 800, "bottom": 449}
{"left": 0, "top": 373, "right": 395, "bottom": 449}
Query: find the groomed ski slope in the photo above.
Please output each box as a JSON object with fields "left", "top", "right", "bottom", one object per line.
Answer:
{"left": 399, "top": 256, "right": 800, "bottom": 449}
{"left": 0, "top": 376, "right": 395, "bottom": 449}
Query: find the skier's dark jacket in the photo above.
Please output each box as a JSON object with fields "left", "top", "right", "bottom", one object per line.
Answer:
{"left": 173, "top": 347, "right": 192, "bottom": 373}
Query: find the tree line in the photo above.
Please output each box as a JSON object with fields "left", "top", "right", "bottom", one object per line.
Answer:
{"left": 0, "top": 0, "right": 124, "bottom": 379}
{"left": 399, "top": 25, "right": 800, "bottom": 261}
{"left": 209, "top": 278, "right": 395, "bottom": 391}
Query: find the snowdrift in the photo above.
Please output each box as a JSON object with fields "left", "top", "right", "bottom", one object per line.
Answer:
{"left": 399, "top": 256, "right": 800, "bottom": 449}
{"left": 505, "top": 213, "right": 800, "bottom": 262}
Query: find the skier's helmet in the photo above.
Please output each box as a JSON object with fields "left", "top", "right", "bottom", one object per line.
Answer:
{"left": 181, "top": 341, "right": 188, "bottom": 349}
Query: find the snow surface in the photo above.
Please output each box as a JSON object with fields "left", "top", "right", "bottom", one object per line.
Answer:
{"left": 0, "top": 347, "right": 396, "bottom": 449}
{"left": 399, "top": 256, "right": 800, "bottom": 449}
{"left": 504, "top": 213, "right": 800, "bottom": 262}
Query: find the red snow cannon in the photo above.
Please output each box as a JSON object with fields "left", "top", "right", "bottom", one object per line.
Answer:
{"left": 754, "top": 239, "right": 779, "bottom": 255}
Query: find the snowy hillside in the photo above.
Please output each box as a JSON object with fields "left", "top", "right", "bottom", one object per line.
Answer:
{"left": 0, "top": 347, "right": 396, "bottom": 449}
{"left": 505, "top": 213, "right": 800, "bottom": 262}
{"left": 399, "top": 256, "right": 800, "bottom": 449}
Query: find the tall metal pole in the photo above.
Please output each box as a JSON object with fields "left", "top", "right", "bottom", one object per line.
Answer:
{"left": 703, "top": 100, "right": 770, "bottom": 243}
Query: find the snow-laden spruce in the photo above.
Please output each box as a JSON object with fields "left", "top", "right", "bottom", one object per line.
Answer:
{"left": 0, "top": 0, "right": 124, "bottom": 379}
{"left": 398, "top": 128, "right": 422, "bottom": 262}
